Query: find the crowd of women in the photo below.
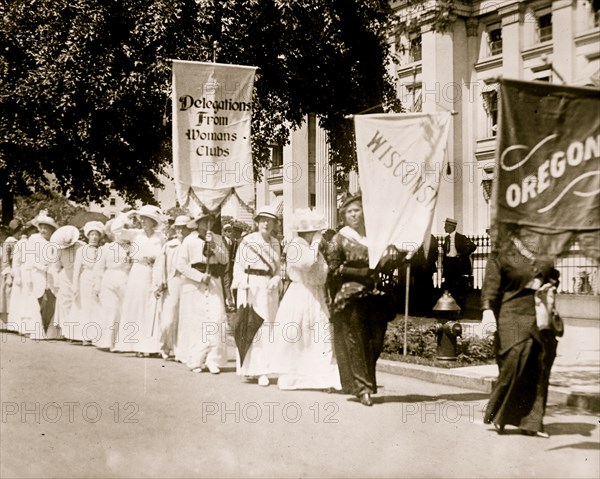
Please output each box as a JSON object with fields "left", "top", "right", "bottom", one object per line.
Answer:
{"left": 0, "top": 194, "right": 564, "bottom": 430}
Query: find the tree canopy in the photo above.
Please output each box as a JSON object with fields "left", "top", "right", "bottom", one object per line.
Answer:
{"left": 0, "top": 0, "right": 401, "bottom": 218}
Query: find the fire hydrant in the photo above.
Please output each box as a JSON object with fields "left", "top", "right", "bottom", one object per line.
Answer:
{"left": 432, "top": 290, "right": 463, "bottom": 361}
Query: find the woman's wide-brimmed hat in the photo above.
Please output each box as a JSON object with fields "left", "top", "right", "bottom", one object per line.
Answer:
{"left": 340, "top": 193, "right": 362, "bottom": 210}
{"left": 173, "top": 215, "right": 192, "bottom": 227}
{"left": 253, "top": 205, "right": 279, "bottom": 222}
{"left": 83, "top": 221, "right": 105, "bottom": 239}
{"left": 31, "top": 212, "right": 59, "bottom": 231}
{"left": 291, "top": 208, "right": 326, "bottom": 233}
{"left": 135, "top": 204, "right": 164, "bottom": 226}
{"left": 50, "top": 225, "right": 81, "bottom": 249}
{"left": 8, "top": 218, "right": 23, "bottom": 233}
{"left": 187, "top": 212, "right": 215, "bottom": 229}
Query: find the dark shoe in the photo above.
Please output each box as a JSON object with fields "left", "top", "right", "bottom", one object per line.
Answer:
{"left": 359, "top": 393, "right": 373, "bottom": 406}
{"left": 493, "top": 423, "right": 505, "bottom": 434}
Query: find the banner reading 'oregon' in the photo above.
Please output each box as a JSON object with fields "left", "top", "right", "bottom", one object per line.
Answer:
{"left": 493, "top": 79, "right": 600, "bottom": 260}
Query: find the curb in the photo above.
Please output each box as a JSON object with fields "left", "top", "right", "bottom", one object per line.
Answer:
{"left": 376, "top": 359, "right": 600, "bottom": 413}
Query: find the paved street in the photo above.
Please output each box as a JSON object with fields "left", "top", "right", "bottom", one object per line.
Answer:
{"left": 1, "top": 331, "right": 598, "bottom": 479}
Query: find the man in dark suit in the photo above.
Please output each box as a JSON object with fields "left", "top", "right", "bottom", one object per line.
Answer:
{"left": 409, "top": 234, "right": 439, "bottom": 315}
{"left": 441, "top": 218, "right": 477, "bottom": 309}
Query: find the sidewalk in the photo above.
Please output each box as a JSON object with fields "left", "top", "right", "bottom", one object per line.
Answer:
{"left": 377, "top": 316, "right": 600, "bottom": 413}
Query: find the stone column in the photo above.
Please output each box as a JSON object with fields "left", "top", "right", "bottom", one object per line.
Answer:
{"left": 315, "top": 123, "right": 337, "bottom": 229}
{"left": 420, "top": 20, "right": 457, "bottom": 230}
{"left": 499, "top": 1, "right": 525, "bottom": 77}
{"left": 552, "top": 0, "right": 575, "bottom": 83}
{"left": 282, "top": 119, "right": 309, "bottom": 237}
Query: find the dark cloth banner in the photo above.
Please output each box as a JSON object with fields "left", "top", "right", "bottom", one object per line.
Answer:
{"left": 492, "top": 79, "right": 600, "bottom": 261}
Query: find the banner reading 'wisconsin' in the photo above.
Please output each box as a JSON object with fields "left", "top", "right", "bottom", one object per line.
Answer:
{"left": 172, "top": 60, "right": 257, "bottom": 213}
{"left": 493, "top": 79, "right": 600, "bottom": 260}
{"left": 354, "top": 113, "right": 451, "bottom": 268}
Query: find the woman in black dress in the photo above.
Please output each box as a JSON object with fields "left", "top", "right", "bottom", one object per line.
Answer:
{"left": 481, "top": 233, "right": 561, "bottom": 437}
{"left": 326, "top": 194, "right": 402, "bottom": 406}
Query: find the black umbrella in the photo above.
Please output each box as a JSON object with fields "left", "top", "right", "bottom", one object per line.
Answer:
{"left": 233, "top": 304, "right": 264, "bottom": 366}
{"left": 38, "top": 289, "right": 56, "bottom": 333}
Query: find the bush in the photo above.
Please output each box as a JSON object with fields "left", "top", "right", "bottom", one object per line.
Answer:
{"left": 456, "top": 335, "right": 495, "bottom": 364}
{"left": 383, "top": 317, "right": 495, "bottom": 366}
{"left": 383, "top": 319, "right": 437, "bottom": 358}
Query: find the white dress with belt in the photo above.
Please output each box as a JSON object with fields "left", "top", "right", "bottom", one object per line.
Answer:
{"left": 93, "top": 241, "right": 132, "bottom": 350}
{"left": 232, "top": 232, "right": 281, "bottom": 377}
{"left": 273, "top": 236, "right": 341, "bottom": 390}
{"left": 112, "top": 222, "right": 165, "bottom": 354}
{"left": 175, "top": 231, "right": 229, "bottom": 370}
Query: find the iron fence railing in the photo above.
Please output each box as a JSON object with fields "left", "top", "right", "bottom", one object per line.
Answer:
{"left": 432, "top": 235, "right": 599, "bottom": 295}
{"left": 281, "top": 235, "right": 599, "bottom": 296}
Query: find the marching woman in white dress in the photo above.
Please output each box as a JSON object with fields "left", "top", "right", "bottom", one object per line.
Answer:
{"left": 0, "top": 219, "right": 20, "bottom": 327}
{"left": 21, "top": 212, "right": 61, "bottom": 340}
{"left": 273, "top": 209, "right": 341, "bottom": 391}
{"left": 112, "top": 205, "right": 165, "bottom": 356}
{"left": 50, "top": 225, "right": 83, "bottom": 341}
{"left": 175, "top": 212, "right": 229, "bottom": 373}
{"left": 92, "top": 218, "right": 133, "bottom": 350}
{"left": 6, "top": 223, "right": 36, "bottom": 333}
{"left": 153, "top": 215, "right": 192, "bottom": 360}
{"left": 232, "top": 205, "right": 282, "bottom": 387}
{"left": 70, "top": 221, "right": 104, "bottom": 345}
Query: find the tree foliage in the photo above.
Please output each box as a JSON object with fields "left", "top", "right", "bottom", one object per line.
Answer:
{"left": 0, "top": 0, "right": 400, "bottom": 212}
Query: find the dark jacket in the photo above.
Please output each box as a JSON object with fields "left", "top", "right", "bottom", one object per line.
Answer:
{"left": 442, "top": 232, "right": 476, "bottom": 276}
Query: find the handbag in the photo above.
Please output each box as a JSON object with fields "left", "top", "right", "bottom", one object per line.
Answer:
{"left": 534, "top": 283, "right": 564, "bottom": 337}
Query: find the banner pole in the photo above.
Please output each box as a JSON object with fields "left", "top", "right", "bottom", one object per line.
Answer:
{"left": 403, "top": 263, "right": 411, "bottom": 356}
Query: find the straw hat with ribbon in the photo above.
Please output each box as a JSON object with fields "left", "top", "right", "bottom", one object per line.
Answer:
{"left": 50, "top": 225, "right": 81, "bottom": 249}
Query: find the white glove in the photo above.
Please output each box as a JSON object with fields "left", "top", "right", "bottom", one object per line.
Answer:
{"left": 267, "top": 275, "right": 281, "bottom": 290}
{"left": 481, "top": 309, "right": 498, "bottom": 337}
{"left": 482, "top": 309, "right": 496, "bottom": 323}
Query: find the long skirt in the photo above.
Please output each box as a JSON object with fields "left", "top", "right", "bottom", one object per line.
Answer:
{"left": 176, "top": 276, "right": 227, "bottom": 370}
{"left": 0, "top": 274, "right": 10, "bottom": 324}
{"left": 6, "top": 280, "right": 29, "bottom": 334}
{"left": 484, "top": 330, "right": 557, "bottom": 433}
{"left": 273, "top": 282, "right": 341, "bottom": 390}
{"left": 94, "top": 269, "right": 128, "bottom": 350}
{"left": 21, "top": 288, "right": 61, "bottom": 340}
{"left": 113, "top": 263, "right": 160, "bottom": 353}
{"left": 68, "top": 268, "right": 101, "bottom": 342}
{"left": 160, "top": 276, "right": 181, "bottom": 356}
{"left": 332, "top": 295, "right": 390, "bottom": 397}
{"left": 235, "top": 278, "right": 280, "bottom": 377}
{"left": 54, "top": 270, "right": 78, "bottom": 340}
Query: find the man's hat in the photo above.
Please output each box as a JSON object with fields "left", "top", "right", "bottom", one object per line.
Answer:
{"left": 445, "top": 217, "right": 458, "bottom": 225}
{"left": 223, "top": 223, "right": 233, "bottom": 231}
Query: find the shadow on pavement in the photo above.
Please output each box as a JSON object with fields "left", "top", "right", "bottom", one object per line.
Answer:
{"left": 369, "top": 392, "right": 489, "bottom": 404}
{"left": 548, "top": 441, "right": 600, "bottom": 451}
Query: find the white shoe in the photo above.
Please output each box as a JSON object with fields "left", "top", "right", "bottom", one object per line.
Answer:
{"left": 258, "top": 375, "right": 269, "bottom": 387}
{"left": 191, "top": 367, "right": 203, "bottom": 374}
{"left": 207, "top": 364, "right": 220, "bottom": 375}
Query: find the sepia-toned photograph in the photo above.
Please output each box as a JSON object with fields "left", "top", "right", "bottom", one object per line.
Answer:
{"left": 1, "top": 1, "right": 599, "bottom": 478}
